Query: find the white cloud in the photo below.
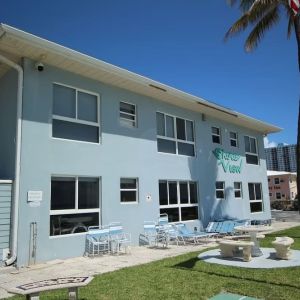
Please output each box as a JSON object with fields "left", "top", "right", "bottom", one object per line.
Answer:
{"left": 264, "top": 137, "right": 278, "bottom": 148}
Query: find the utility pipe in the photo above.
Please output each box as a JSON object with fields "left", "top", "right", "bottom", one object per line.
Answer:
{"left": 0, "top": 53, "right": 23, "bottom": 266}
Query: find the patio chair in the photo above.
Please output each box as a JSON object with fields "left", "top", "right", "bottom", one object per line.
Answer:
{"left": 109, "top": 222, "right": 131, "bottom": 254}
{"left": 156, "top": 214, "right": 170, "bottom": 247}
{"left": 175, "top": 223, "right": 216, "bottom": 244}
{"left": 85, "top": 226, "right": 110, "bottom": 256}
{"left": 143, "top": 221, "right": 158, "bottom": 247}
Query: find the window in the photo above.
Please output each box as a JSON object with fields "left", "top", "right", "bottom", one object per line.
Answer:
{"left": 280, "top": 179, "right": 284, "bottom": 183}
{"left": 230, "top": 132, "right": 238, "bottom": 147}
{"left": 156, "top": 112, "right": 195, "bottom": 156}
{"left": 234, "top": 182, "right": 242, "bottom": 198}
{"left": 120, "top": 178, "right": 138, "bottom": 203}
{"left": 120, "top": 101, "right": 136, "bottom": 127}
{"left": 212, "top": 127, "right": 221, "bottom": 144}
{"left": 268, "top": 178, "right": 270, "bottom": 182}
{"left": 244, "top": 136, "right": 259, "bottom": 165}
{"left": 216, "top": 181, "right": 225, "bottom": 199}
{"left": 159, "top": 181, "right": 198, "bottom": 222}
{"left": 269, "top": 193, "right": 272, "bottom": 197}
{"left": 248, "top": 183, "right": 263, "bottom": 213}
{"left": 274, "top": 178, "right": 280, "bottom": 185}
{"left": 50, "top": 177, "right": 100, "bottom": 236}
{"left": 52, "top": 83, "right": 100, "bottom": 143}
{"left": 276, "top": 192, "right": 281, "bottom": 200}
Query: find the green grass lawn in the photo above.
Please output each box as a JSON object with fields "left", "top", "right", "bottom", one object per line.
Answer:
{"left": 8, "top": 226, "right": 300, "bottom": 300}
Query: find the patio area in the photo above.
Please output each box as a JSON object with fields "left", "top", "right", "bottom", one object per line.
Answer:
{"left": 0, "top": 220, "right": 299, "bottom": 299}
{"left": 198, "top": 247, "right": 300, "bottom": 269}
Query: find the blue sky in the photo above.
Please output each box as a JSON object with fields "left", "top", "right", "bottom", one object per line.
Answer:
{"left": 1, "top": 0, "right": 298, "bottom": 145}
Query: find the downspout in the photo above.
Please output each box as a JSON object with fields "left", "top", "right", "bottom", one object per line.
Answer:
{"left": 0, "top": 53, "right": 23, "bottom": 266}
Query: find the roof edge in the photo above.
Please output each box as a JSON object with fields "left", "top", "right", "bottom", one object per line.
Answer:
{"left": 0, "top": 24, "right": 281, "bottom": 134}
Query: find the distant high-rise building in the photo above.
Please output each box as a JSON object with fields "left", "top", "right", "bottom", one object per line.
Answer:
{"left": 265, "top": 144, "right": 296, "bottom": 172}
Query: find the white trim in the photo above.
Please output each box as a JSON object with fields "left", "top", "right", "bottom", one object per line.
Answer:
{"left": 119, "top": 101, "right": 137, "bottom": 128}
{"left": 234, "top": 181, "right": 242, "bottom": 199}
{"left": 230, "top": 131, "right": 238, "bottom": 148}
{"left": 0, "top": 180, "right": 13, "bottom": 184}
{"left": 215, "top": 181, "right": 225, "bottom": 200}
{"left": 248, "top": 182, "right": 264, "bottom": 213}
{"left": 244, "top": 135, "right": 259, "bottom": 165}
{"left": 156, "top": 111, "right": 195, "bottom": 157}
{"left": 52, "top": 82, "right": 100, "bottom": 144}
{"left": 49, "top": 176, "right": 101, "bottom": 236}
{"left": 120, "top": 178, "right": 139, "bottom": 203}
{"left": 159, "top": 180, "right": 199, "bottom": 222}
{"left": 212, "top": 126, "right": 221, "bottom": 144}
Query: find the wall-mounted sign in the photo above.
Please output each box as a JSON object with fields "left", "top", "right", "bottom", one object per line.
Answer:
{"left": 212, "top": 148, "right": 242, "bottom": 173}
{"left": 27, "top": 191, "right": 43, "bottom": 203}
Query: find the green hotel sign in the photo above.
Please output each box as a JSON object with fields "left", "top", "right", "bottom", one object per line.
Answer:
{"left": 212, "top": 148, "right": 243, "bottom": 174}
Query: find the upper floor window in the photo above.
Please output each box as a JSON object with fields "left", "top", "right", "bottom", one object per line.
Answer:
{"left": 120, "top": 101, "right": 136, "bottom": 127}
{"left": 159, "top": 180, "right": 198, "bottom": 222}
{"left": 230, "top": 131, "right": 238, "bottom": 147}
{"left": 274, "top": 177, "right": 280, "bottom": 185}
{"left": 248, "top": 183, "right": 263, "bottom": 213}
{"left": 212, "top": 127, "right": 221, "bottom": 144}
{"left": 52, "top": 83, "right": 100, "bottom": 143}
{"left": 156, "top": 112, "right": 195, "bottom": 157}
{"left": 244, "top": 136, "right": 258, "bottom": 165}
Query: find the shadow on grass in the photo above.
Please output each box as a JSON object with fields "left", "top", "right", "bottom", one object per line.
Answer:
{"left": 171, "top": 256, "right": 300, "bottom": 290}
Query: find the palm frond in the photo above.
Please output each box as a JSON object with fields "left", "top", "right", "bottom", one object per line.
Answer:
{"left": 245, "top": 7, "right": 280, "bottom": 51}
{"left": 287, "top": 15, "right": 294, "bottom": 38}
{"left": 247, "top": 0, "right": 280, "bottom": 24}
{"left": 225, "top": 13, "right": 251, "bottom": 40}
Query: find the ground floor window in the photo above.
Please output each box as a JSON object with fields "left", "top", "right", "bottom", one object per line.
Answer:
{"left": 276, "top": 192, "right": 281, "bottom": 200}
{"left": 120, "top": 178, "right": 138, "bottom": 203}
{"left": 50, "top": 176, "right": 100, "bottom": 236}
{"left": 159, "top": 180, "right": 198, "bottom": 222}
{"left": 234, "top": 182, "right": 242, "bottom": 198}
{"left": 215, "top": 181, "right": 225, "bottom": 199}
{"left": 248, "top": 183, "right": 263, "bottom": 213}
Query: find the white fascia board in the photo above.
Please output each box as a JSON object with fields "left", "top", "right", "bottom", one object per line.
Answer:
{"left": 0, "top": 23, "right": 281, "bottom": 134}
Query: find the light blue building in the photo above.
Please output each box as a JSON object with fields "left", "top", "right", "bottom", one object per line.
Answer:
{"left": 0, "top": 24, "right": 280, "bottom": 267}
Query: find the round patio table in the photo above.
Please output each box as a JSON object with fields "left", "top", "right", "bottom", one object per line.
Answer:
{"left": 234, "top": 225, "right": 273, "bottom": 257}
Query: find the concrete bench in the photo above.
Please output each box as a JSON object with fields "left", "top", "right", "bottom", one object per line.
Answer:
{"left": 7, "top": 276, "right": 93, "bottom": 300}
{"left": 218, "top": 240, "right": 254, "bottom": 262}
{"left": 272, "top": 236, "right": 294, "bottom": 260}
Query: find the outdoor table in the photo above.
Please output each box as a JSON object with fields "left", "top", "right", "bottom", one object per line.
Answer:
{"left": 234, "top": 225, "right": 273, "bottom": 257}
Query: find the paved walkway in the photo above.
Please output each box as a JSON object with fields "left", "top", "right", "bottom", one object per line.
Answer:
{"left": 0, "top": 221, "right": 298, "bottom": 299}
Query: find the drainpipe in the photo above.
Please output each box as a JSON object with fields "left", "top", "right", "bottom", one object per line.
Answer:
{"left": 0, "top": 53, "right": 23, "bottom": 266}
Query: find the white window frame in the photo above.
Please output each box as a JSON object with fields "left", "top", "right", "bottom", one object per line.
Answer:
{"left": 215, "top": 181, "right": 225, "bottom": 200}
{"left": 159, "top": 180, "right": 198, "bottom": 222}
{"left": 244, "top": 135, "right": 259, "bottom": 165}
{"left": 248, "top": 182, "right": 264, "bottom": 214}
{"left": 234, "top": 182, "right": 242, "bottom": 199}
{"left": 50, "top": 175, "right": 101, "bottom": 237}
{"left": 212, "top": 126, "right": 221, "bottom": 144}
{"left": 120, "top": 178, "right": 139, "bottom": 204}
{"left": 276, "top": 192, "right": 281, "bottom": 200}
{"left": 156, "top": 111, "right": 195, "bottom": 157}
{"left": 230, "top": 131, "right": 238, "bottom": 147}
{"left": 52, "top": 82, "right": 100, "bottom": 144}
{"left": 119, "top": 101, "right": 137, "bottom": 128}
{"left": 274, "top": 177, "right": 280, "bottom": 185}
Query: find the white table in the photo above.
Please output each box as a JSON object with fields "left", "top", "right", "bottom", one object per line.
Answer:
{"left": 234, "top": 225, "right": 273, "bottom": 257}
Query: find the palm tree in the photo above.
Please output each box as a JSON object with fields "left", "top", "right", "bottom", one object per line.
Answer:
{"left": 225, "top": 0, "right": 300, "bottom": 213}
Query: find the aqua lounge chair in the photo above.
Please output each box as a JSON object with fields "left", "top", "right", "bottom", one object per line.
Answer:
{"left": 109, "top": 222, "right": 131, "bottom": 254}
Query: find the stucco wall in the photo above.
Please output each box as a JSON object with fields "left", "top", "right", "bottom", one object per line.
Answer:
{"left": 0, "top": 69, "right": 17, "bottom": 179}
{"left": 16, "top": 58, "right": 271, "bottom": 266}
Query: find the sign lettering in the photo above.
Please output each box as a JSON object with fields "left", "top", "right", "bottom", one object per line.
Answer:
{"left": 212, "top": 148, "right": 243, "bottom": 174}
